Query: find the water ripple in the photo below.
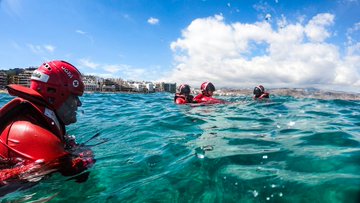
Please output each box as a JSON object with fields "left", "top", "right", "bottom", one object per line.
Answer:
{"left": 1, "top": 93, "right": 360, "bottom": 202}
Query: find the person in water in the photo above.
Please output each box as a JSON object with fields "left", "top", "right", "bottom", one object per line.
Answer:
{"left": 193, "top": 82, "right": 225, "bottom": 104}
{"left": 174, "top": 84, "right": 194, "bottom": 104}
{"left": 253, "top": 85, "right": 270, "bottom": 100}
{"left": 0, "top": 60, "right": 94, "bottom": 185}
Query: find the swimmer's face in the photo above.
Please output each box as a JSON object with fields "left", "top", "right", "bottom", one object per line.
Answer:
{"left": 56, "top": 94, "right": 82, "bottom": 125}
{"left": 203, "top": 90, "right": 213, "bottom": 97}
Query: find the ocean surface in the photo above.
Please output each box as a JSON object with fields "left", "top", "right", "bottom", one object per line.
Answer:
{"left": 0, "top": 92, "right": 359, "bottom": 202}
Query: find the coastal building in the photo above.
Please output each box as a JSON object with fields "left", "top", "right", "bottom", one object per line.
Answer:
{"left": 17, "top": 70, "right": 34, "bottom": 87}
{"left": 82, "top": 75, "right": 136, "bottom": 92}
{"left": 83, "top": 75, "right": 98, "bottom": 92}
{"left": 0, "top": 71, "right": 7, "bottom": 89}
{"left": 131, "top": 82, "right": 146, "bottom": 92}
{"left": 0, "top": 68, "right": 177, "bottom": 93}
{"left": 156, "top": 82, "right": 176, "bottom": 93}
{"left": 145, "top": 83, "right": 154, "bottom": 93}
{"left": 128, "top": 81, "right": 155, "bottom": 93}
{"left": 103, "top": 79, "right": 120, "bottom": 91}
{"left": 102, "top": 84, "right": 116, "bottom": 92}
{"left": 8, "top": 75, "right": 19, "bottom": 85}
{"left": 120, "top": 85, "right": 134, "bottom": 92}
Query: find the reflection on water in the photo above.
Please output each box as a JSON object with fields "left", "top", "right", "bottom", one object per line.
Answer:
{"left": 0, "top": 93, "right": 359, "bottom": 202}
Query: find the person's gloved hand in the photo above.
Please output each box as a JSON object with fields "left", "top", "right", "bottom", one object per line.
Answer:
{"left": 71, "top": 150, "right": 95, "bottom": 169}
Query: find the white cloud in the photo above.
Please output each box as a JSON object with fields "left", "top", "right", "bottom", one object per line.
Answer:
{"left": 147, "top": 17, "right": 159, "bottom": 25}
{"left": 164, "top": 13, "right": 360, "bottom": 90}
{"left": 27, "top": 44, "right": 42, "bottom": 54}
{"left": 103, "top": 64, "right": 124, "bottom": 73}
{"left": 2, "top": 0, "right": 22, "bottom": 17}
{"left": 334, "top": 55, "right": 360, "bottom": 85}
{"left": 76, "top": 30, "right": 86, "bottom": 35}
{"left": 27, "top": 44, "right": 55, "bottom": 54}
{"left": 79, "top": 58, "right": 99, "bottom": 69}
{"left": 78, "top": 59, "right": 162, "bottom": 81}
{"left": 276, "top": 14, "right": 287, "bottom": 28}
{"left": 76, "top": 30, "right": 94, "bottom": 44}
{"left": 352, "top": 22, "right": 360, "bottom": 31}
{"left": 123, "top": 14, "right": 131, "bottom": 20}
{"left": 102, "top": 64, "right": 147, "bottom": 80}
{"left": 44, "top": 45, "right": 55, "bottom": 53}
{"left": 346, "top": 22, "right": 360, "bottom": 45}
{"left": 347, "top": 42, "right": 360, "bottom": 55}
{"left": 265, "top": 13, "right": 272, "bottom": 21}
{"left": 304, "top": 13, "right": 334, "bottom": 42}
{"left": 253, "top": 1, "right": 275, "bottom": 21}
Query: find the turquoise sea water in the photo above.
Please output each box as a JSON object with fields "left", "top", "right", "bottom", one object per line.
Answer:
{"left": 0, "top": 92, "right": 360, "bottom": 202}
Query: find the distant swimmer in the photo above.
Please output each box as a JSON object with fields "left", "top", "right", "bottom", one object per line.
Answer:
{"left": 253, "top": 85, "right": 270, "bottom": 100}
{"left": 174, "top": 84, "right": 194, "bottom": 104}
{"left": 193, "top": 82, "right": 225, "bottom": 104}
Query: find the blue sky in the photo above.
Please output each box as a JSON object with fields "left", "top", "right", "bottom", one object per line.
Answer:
{"left": 1, "top": 0, "right": 359, "bottom": 92}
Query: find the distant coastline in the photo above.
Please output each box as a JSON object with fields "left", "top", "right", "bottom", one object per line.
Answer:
{"left": 1, "top": 88, "right": 360, "bottom": 100}
{"left": 215, "top": 88, "right": 360, "bottom": 101}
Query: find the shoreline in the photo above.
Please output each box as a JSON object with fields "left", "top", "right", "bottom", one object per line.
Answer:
{"left": 215, "top": 88, "right": 360, "bottom": 100}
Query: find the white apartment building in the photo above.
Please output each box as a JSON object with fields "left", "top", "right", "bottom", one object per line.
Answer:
{"left": 145, "top": 83, "right": 154, "bottom": 92}
{"left": 131, "top": 83, "right": 146, "bottom": 92}
{"left": 82, "top": 76, "right": 98, "bottom": 91}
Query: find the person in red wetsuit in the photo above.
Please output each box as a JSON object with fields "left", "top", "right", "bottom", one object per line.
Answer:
{"left": 0, "top": 60, "right": 94, "bottom": 186}
{"left": 174, "top": 84, "right": 194, "bottom": 104}
{"left": 193, "top": 82, "right": 225, "bottom": 104}
{"left": 253, "top": 85, "right": 270, "bottom": 100}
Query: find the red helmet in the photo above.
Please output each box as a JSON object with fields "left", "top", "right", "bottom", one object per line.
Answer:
{"left": 178, "top": 84, "right": 191, "bottom": 95}
{"left": 30, "top": 60, "right": 84, "bottom": 109}
{"left": 253, "top": 85, "right": 265, "bottom": 97}
{"left": 200, "top": 82, "right": 215, "bottom": 93}
{"left": 258, "top": 85, "right": 265, "bottom": 92}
